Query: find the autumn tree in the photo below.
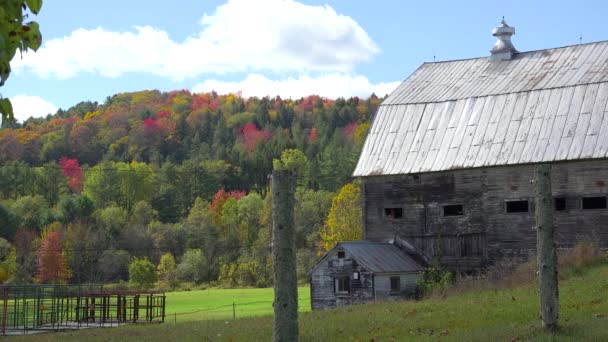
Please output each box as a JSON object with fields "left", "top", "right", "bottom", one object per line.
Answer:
{"left": 37, "top": 231, "right": 69, "bottom": 283}
{"left": 0, "top": 0, "right": 43, "bottom": 123}
{"left": 156, "top": 252, "right": 178, "bottom": 288}
{"left": 59, "top": 157, "right": 83, "bottom": 193}
{"left": 319, "top": 182, "right": 363, "bottom": 252}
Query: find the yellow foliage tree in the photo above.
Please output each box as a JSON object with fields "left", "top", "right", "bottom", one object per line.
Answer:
{"left": 319, "top": 182, "right": 363, "bottom": 253}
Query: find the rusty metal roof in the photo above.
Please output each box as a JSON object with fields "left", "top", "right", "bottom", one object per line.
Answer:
{"left": 354, "top": 41, "right": 608, "bottom": 177}
{"left": 340, "top": 242, "right": 425, "bottom": 273}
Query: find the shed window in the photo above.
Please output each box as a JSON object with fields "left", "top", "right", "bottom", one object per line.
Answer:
{"left": 353, "top": 271, "right": 360, "bottom": 280}
{"left": 582, "top": 196, "right": 607, "bottom": 209}
{"left": 506, "top": 200, "right": 529, "bottom": 213}
{"left": 337, "top": 251, "right": 345, "bottom": 259}
{"left": 390, "top": 276, "right": 400, "bottom": 293}
{"left": 443, "top": 204, "right": 464, "bottom": 216}
{"left": 335, "top": 277, "right": 350, "bottom": 294}
{"left": 385, "top": 207, "right": 403, "bottom": 219}
{"left": 554, "top": 197, "right": 566, "bottom": 211}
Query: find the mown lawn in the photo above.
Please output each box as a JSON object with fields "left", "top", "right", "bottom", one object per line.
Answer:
{"left": 10, "top": 263, "right": 608, "bottom": 341}
{"left": 164, "top": 287, "right": 311, "bottom": 321}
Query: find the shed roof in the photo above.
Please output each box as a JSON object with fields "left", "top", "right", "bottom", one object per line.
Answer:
{"left": 353, "top": 40, "right": 608, "bottom": 177}
{"left": 340, "top": 242, "right": 424, "bottom": 273}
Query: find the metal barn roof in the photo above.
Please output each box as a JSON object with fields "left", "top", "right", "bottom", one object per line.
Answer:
{"left": 353, "top": 40, "right": 608, "bottom": 177}
{"left": 339, "top": 242, "right": 425, "bottom": 273}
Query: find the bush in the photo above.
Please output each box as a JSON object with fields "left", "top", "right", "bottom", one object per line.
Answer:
{"left": 416, "top": 265, "right": 453, "bottom": 296}
{"left": 157, "top": 253, "right": 178, "bottom": 289}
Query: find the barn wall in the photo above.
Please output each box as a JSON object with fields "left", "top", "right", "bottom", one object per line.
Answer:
{"left": 374, "top": 273, "right": 420, "bottom": 300}
{"left": 310, "top": 247, "right": 374, "bottom": 310}
{"left": 363, "top": 159, "right": 608, "bottom": 271}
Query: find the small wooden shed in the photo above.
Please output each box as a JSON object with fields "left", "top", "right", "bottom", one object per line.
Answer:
{"left": 308, "top": 241, "right": 424, "bottom": 310}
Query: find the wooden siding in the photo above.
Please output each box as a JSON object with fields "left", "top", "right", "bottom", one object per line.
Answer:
{"left": 310, "top": 247, "right": 374, "bottom": 310}
{"left": 374, "top": 273, "right": 420, "bottom": 300}
{"left": 363, "top": 159, "right": 608, "bottom": 271}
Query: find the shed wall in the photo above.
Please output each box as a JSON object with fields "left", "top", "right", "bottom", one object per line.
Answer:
{"left": 310, "top": 248, "right": 374, "bottom": 310}
{"left": 374, "top": 273, "right": 420, "bottom": 300}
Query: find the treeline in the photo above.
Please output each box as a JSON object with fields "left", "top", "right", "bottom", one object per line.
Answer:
{"left": 0, "top": 90, "right": 374, "bottom": 287}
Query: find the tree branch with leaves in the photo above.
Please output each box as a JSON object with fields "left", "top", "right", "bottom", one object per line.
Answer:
{"left": 0, "top": 0, "right": 43, "bottom": 123}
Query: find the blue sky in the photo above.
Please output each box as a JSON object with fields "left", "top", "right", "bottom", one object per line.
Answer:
{"left": 5, "top": 0, "right": 608, "bottom": 122}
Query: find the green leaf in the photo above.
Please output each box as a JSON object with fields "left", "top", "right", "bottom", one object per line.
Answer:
{"left": 23, "top": 21, "right": 41, "bottom": 51}
{"left": 0, "top": 98, "right": 14, "bottom": 123}
{"left": 25, "top": 0, "right": 43, "bottom": 15}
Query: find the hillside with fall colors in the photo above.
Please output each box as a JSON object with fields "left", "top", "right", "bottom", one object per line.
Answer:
{"left": 0, "top": 90, "right": 379, "bottom": 287}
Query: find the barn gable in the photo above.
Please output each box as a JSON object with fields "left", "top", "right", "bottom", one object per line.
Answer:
{"left": 354, "top": 39, "right": 608, "bottom": 177}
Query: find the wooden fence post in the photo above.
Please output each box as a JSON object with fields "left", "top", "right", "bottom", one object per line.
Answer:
{"left": 534, "top": 163, "right": 559, "bottom": 329}
{"left": 272, "top": 170, "right": 298, "bottom": 342}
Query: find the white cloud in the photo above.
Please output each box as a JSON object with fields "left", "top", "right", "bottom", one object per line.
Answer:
{"left": 14, "top": 0, "right": 379, "bottom": 80}
{"left": 10, "top": 95, "right": 58, "bottom": 122}
{"left": 192, "top": 73, "right": 401, "bottom": 99}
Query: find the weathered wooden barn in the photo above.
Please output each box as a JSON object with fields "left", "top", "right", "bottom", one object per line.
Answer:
{"left": 308, "top": 242, "right": 424, "bottom": 310}
{"left": 353, "top": 20, "right": 608, "bottom": 272}
{"left": 311, "top": 20, "right": 608, "bottom": 309}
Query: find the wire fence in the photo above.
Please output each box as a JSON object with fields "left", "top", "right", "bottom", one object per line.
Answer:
{"left": 167, "top": 297, "right": 311, "bottom": 323}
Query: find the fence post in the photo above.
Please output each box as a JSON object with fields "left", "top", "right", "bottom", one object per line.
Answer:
{"left": 174, "top": 312, "right": 176, "bottom": 324}
{"left": 232, "top": 302, "right": 236, "bottom": 320}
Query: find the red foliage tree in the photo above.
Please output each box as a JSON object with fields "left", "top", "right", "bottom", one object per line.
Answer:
{"left": 209, "top": 189, "right": 246, "bottom": 212}
{"left": 343, "top": 121, "right": 359, "bottom": 138}
{"left": 307, "top": 127, "right": 318, "bottom": 144}
{"left": 59, "top": 157, "right": 83, "bottom": 193}
{"left": 240, "top": 123, "right": 271, "bottom": 153}
{"left": 37, "top": 231, "right": 69, "bottom": 284}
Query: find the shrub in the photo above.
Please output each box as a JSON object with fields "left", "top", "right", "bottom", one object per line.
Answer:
{"left": 416, "top": 265, "right": 453, "bottom": 296}
{"left": 128, "top": 257, "right": 156, "bottom": 289}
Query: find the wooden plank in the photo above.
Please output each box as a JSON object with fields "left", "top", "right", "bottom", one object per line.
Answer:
{"left": 495, "top": 92, "right": 528, "bottom": 165}
{"left": 571, "top": 43, "right": 607, "bottom": 84}
{"left": 362, "top": 106, "right": 391, "bottom": 174}
{"left": 432, "top": 100, "right": 466, "bottom": 171}
{"left": 424, "top": 101, "right": 456, "bottom": 171}
{"left": 543, "top": 87, "right": 575, "bottom": 161}
{"left": 532, "top": 88, "right": 564, "bottom": 161}
{"left": 412, "top": 103, "right": 445, "bottom": 173}
{"left": 385, "top": 105, "right": 414, "bottom": 174}
{"left": 560, "top": 43, "right": 600, "bottom": 86}
{"left": 509, "top": 91, "right": 540, "bottom": 164}
{"left": 474, "top": 94, "right": 507, "bottom": 167}
{"left": 535, "top": 46, "right": 575, "bottom": 89}
{"left": 371, "top": 106, "right": 401, "bottom": 173}
{"left": 441, "top": 98, "right": 477, "bottom": 170}
{"left": 452, "top": 98, "right": 484, "bottom": 168}
{"left": 555, "top": 85, "right": 588, "bottom": 160}
{"left": 568, "top": 83, "right": 600, "bottom": 159}
{"left": 390, "top": 104, "right": 425, "bottom": 174}
{"left": 403, "top": 104, "right": 434, "bottom": 174}
{"left": 581, "top": 83, "right": 608, "bottom": 157}
{"left": 592, "top": 92, "right": 608, "bottom": 158}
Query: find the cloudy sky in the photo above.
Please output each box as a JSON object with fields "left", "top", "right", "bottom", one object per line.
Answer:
{"left": 5, "top": 0, "right": 608, "bottom": 122}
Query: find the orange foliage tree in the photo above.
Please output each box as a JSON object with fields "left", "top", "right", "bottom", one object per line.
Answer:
{"left": 37, "top": 231, "right": 69, "bottom": 283}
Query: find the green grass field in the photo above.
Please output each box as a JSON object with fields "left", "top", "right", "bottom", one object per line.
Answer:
{"left": 9, "top": 262, "right": 608, "bottom": 341}
{"left": 164, "top": 287, "right": 311, "bottom": 321}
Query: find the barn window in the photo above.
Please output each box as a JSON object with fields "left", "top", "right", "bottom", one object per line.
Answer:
{"left": 582, "top": 196, "right": 607, "bottom": 209}
{"left": 554, "top": 197, "right": 566, "bottom": 211}
{"left": 337, "top": 251, "right": 345, "bottom": 259}
{"left": 390, "top": 276, "right": 400, "bottom": 293}
{"left": 384, "top": 207, "right": 403, "bottom": 219}
{"left": 443, "top": 204, "right": 464, "bottom": 216}
{"left": 353, "top": 271, "right": 360, "bottom": 280}
{"left": 335, "top": 277, "right": 350, "bottom": 294}
{"left": 505, "top": 200, "right": 529, "bottom": 213}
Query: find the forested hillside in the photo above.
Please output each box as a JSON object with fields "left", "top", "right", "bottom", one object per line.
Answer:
{"left": 0, "top": 90, "right": 379, "bottom": 287}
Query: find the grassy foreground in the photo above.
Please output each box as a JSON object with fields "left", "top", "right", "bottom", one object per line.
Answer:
{"left": 11, "top": 263, "right": 608, "bottom": 341}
